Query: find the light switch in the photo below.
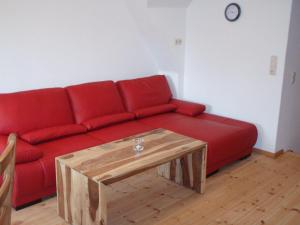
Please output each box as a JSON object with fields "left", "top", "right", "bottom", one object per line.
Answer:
{"left": 270, "top": 56, "right": 278, "bottom": 75}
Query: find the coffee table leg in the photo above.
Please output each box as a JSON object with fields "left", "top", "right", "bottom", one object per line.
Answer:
{"left": 157, "top": 146, "right": 207, "bottom": 194}
{"left": 99, "top": 182, "right": 108, "bottom": 225}
{"left": 56, "top": 159, "right": 109, "bottom": 225}
{"left": 198, "top": 145, "right": 207, "bottom": 194}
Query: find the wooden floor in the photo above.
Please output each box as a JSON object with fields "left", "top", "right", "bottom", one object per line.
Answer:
{"left": 12, "top": 152, "right": 300, "bottom": 225}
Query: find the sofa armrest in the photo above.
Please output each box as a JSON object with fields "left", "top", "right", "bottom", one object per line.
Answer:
{"left": 171, "top": 99, "right": 206, "bottom": 117}
{"left": 0, "top": 135, "right": 43, "bottom": 164}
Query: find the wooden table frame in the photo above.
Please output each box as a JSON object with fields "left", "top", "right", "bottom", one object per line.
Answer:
{"left": 56, "top": 129, "right": 207, "bottom": 225}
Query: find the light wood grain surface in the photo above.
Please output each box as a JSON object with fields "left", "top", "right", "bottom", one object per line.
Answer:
{"left": 57, "top": 129, "right": 206, "bottom": 184}
{"left": 56, "top": 129, "right": 207, "bottom": 225}
{"left": 0, "top": 134, "right": 16, "bottom": 225}
{"left": 12, "top": 151, "right": 300, "bottom": 225}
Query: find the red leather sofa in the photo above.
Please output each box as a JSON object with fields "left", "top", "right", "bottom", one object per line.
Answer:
{"left": 0, "top": 75, "right": 258, "bottom": 208}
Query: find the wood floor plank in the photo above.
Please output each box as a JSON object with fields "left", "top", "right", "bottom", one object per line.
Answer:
{"left": 12, "top": 152, "right": 300, "bottom": 225}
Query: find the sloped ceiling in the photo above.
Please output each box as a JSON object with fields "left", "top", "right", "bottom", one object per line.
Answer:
{"left": 147, "top": 0, "right": 192, "bottom": 8}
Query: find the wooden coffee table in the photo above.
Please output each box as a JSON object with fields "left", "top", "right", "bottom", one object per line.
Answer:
{"left": 56, "top": 129, "right": 207, "bottom": 225}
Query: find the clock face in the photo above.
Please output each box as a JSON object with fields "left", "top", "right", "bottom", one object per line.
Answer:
{"left": 225, "top": 3, "right": 241, "bottom": 22}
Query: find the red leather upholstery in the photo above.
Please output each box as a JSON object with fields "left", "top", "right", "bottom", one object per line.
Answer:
{"left": 171, "top": 99, "right": 206, "bottom": 116}
{"left": 9, "top": 134, "right": 103, "bottom": 207}
{"left": 138, "top": 112, "right": 258, "bottom": 174}
{"left": 88, "top": 121, "right": 154, "bottom": 143}
{"left": 0, "top": 88, "right": 74, "bottom": 135}
{"left": 197, "top": 113, "right": 257, "bottom": 129}
{"left": 21, "top": 124, "right": 87, "bottom": 144}
{"left": 13, "top": 161, "right": 46, "bottom": 207}
{"left": 67, "top": 81, "right": 126, "bottom": 123}
{"left": 0, "top": 75, "right": 258, "bottom": 208}
{"left": 134, "top": 104, "right": 177, "bottom": 118}
{"left": 83, "top": 112, "right": 135, "bottom": 131}
{"left": 0, "top": 136, "right": 43, "bottom": 164}
{"left": 37, "top": 134, "right": 103, "bottom": 188}
{"left": 117, "top": 75, "right": 172, "bottom": 111}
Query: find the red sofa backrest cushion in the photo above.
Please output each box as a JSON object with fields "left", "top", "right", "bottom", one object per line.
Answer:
{"left": 67, "top": 81, "right": 126, "bottom": 123}
{"left": 117, "top": 75, "right": 172, "bottom": 111}
{"left": 134, "top": 104, "right": 177, "bottom": 119}
{"left": 0, "top": 88, "right": 75, "bottom": 135}
{"left": 20, "top": 124, "right": 87, "bottom": 144}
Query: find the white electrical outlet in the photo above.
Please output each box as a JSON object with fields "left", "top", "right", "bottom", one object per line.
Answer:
{"left": 270, "top": 56, "right": 278, "bottom": 76}
{"left": 175, "top": 39, "right": 183, "bottom": 46}
{"left": 291, "top": 72, "right": 297, "bottom": 85}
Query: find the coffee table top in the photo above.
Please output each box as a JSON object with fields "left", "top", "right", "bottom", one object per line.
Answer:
{"left": 56, "top": 129, "right": 207, "bottom": 185}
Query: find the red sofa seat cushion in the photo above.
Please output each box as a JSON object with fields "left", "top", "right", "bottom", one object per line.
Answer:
{"left": 88, "top": 121, "right": 154, "bottom": 143}
{"left": 13, "top": 161, "right": 46, "bottom": 208}
{"left": 197, "top": 113, "right": 258, "bottom": 148}
{"left": 0, "top": 136, "right": 43, "bottom": 164}
{"left": 20, "top": 124, "right": 87, "bottom": 144}
{"left": 117, "top": 75, "right": 172, "bottom": 111}
{"left": 83, "top": 112, "right": 135, "bottom": 131}
{"left": 139, "top": 113, "right": 257, "bottom": 150}
{"left": 67, "top": 81, "right": 126, "bottom": 124}
{"left": 0, "top": 88, "right": 74, "bottom": 135}
{"left": 139, "top": 113, "right": 258, "bottom": 173}
{"left": 171, "top": 99, "right": 206, "bottom": 116}
{"left": 134, "top": 104, "right": 177, "bottom": 119}
{"left": 197, "top": 113, "right": 257, "bottom": 130}
{"left": 38, "top": 134, "right": 103, "bottom": 187}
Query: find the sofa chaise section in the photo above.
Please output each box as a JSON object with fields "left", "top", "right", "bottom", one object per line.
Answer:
{"left": 117, "top": 75, "right": 258, "bottom": 174}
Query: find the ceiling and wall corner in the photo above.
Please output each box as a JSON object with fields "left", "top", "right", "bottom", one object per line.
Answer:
{"left": 276, "top": 0, "right": 300, "bottom": 153}
{"left": 125, "top": 0, "right": 187, "bottom": 97}
{"left": 147, "top": 0, "right": 192, "bottom": 8}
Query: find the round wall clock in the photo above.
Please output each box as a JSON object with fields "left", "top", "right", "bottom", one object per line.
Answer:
{"left": 225, "top": 3, "right": 241, "bottom": 22}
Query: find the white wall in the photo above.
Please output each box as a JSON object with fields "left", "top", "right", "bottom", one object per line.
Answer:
{"left": 148, "top": 0, "right": 192, "bottom": 8}
{"left": 0, "top": 0, "right": 186, "bottom": 94}
{"left": 184, "top": 0, "right": 292, "bottom": 152}
{"left": 276, "top": 0, "right": 300, "bottom": 153}
{"left": 126, "top": 0, "right": 187, "bottom": 97}
{"left": 0, "top": 0, "right": 158, "bottom": 92}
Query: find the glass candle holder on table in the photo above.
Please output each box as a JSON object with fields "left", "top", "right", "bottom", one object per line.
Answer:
{"left": 133, "top": 137, "right": 144, "bottom": 153}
